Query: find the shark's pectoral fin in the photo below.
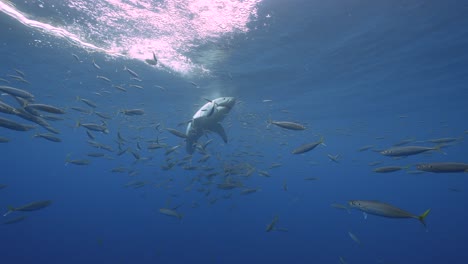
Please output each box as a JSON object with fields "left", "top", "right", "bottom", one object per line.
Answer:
{"left": 210, "top": 123, "right": 228, "bottom": 143}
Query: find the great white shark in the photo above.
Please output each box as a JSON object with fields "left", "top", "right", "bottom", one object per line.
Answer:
{"left": 185, "top": 97, "right": 236, "bottom": 154}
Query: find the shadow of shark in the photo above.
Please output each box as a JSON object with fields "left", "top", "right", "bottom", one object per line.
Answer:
{"left": 185, "top": 97, "right": 236, "bottom": 154}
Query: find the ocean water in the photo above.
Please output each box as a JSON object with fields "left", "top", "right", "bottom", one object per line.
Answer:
{"left": 1, "top": 0, "right": 468, "bottom": 263}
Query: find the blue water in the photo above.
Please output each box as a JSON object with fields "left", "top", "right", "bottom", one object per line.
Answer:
{"left": 1, "top": 0, "right": 468, "bottom": 263}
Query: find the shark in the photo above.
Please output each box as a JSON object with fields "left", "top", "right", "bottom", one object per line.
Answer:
{"left": 185, "top": 97, "right": 236, "bottom": 154}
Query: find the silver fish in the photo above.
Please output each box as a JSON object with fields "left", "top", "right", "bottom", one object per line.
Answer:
{"left": 292, "top": 137, "right": 325, "bottom": 154}
{"left": 416, "top": 162, "right": 468, "bottom": 173}
{"left": 348, "top": 200, "right": 430, "bottom": 227}
{"left": 269, "top": 120, "right": 306, "bottom": 130}
{"left": 380, "top": 145, "right": 441, "bottom": 157}
{"left": 0, "top": 116, "right": 35, "bottom": 131}
{"left": 33, "top": 133, "right": 62, "bottom": 142}
{"left": 159, "top": 208, "right": 183, "bottom": 220}
{"left": 373, "top": 166, "right": 408, "bottom": 173}
{"left": 0, "top": 85, "right": 34, "bottom": 100}
{"left": 4, "top": 200, "right": 52, "bottom": 216}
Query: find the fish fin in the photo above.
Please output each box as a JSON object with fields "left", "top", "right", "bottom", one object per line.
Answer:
{"left": 418, "top": 208, "right": 431, "bottom": 227}
{"left": 210, "top": 123, "right": 227, "bottom": 143}
{"left": 402, "top": 165, "right": 412, "bottom": 170}
{"left": 363, "top": 212, "right": 367, "bottom": 220}
{"left": 203, "top": 98, "right": 212, "bottom": 102}
{"left": 319, "top": 136, "right": 326, "bottom": 146}
{"left": 433, "top": 145, "right": 447, "bottom": 155}
{"left": 177, "top": 213, "right": 184, "bottom": 220}
{"left": 266, "top": 115, "right": 272, "bottom": 128}
{"left": 3, "top": 206, "right": 14, "bottom": 216}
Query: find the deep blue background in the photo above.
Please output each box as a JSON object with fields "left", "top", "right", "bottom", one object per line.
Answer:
{"left": 1, "top": 0, "right": 468, "bottom": 263}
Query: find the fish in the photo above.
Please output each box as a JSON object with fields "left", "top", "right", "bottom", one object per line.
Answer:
{"left": 0, "top": 184, "right": 7, "bottom": 189}
{"left": 268, "top": 120, "right": 306, "bottom": 130}
{"left": 112, "top": 85, "right": 127, "bottom": 92}
{"left": 72, "top": 53, "right": 81, "bottom": 62}
{"left": 86, "top": 130, "right": 95, "bottom": 140}
{"left": 159, "top": 208, "right": 183, "bottom": 220}
{"left": 92, "top": 59, "right": 101, "bottom": 69}
{"left": 8, "top": 75, "right": 30, "bottom": 84}
{"left": 3, "top": 200, "right": 52, "bottom": 216}
{"left": 358, "top": 145, "right": 374, "bottom": 151}
{"left": 3, "top": 215, "right": 27, "bottom": 225}
{"left": 0, "top": 100, "right": 19, "bottom": 115}
{"left": 0, "top": 85, "right": 34, "bottom": 100}
{"left": 129, "top": 84, "right": 143, "bottom": 89}
{"left": 427, "top": 137, "right": 462, "bottom": 144}
{"left": 33, "top": 133, "right": 62, "bottom": 142}
{"left": 123, "top": 66, "right": 139, "bottom": 78}
{"left": 348, "top": 231, "right": 361, "bottom": 245}
{"left": 96, "top": 75, "right": 111, "bottom": 82}
{"left": 240, "top": 188, "right": 261, "bottom": 195}
{"left": 87, "top": 152, "right": 105, "bottom": 157}
{"left": 380, "top": 145, "right": 442, "bottom": 157}
{"left": 95, "top": 111, "right": 112, "bottom": 120}
{"left": 327, "top": 154, "right": 340, "bottom": 162}
{"left": 76, "top": 121, "right": 109, "bottom": 134}
{"left": 70, "top": 107, "right": 92, "bottom": 114}
{"left": 166, "top": 128, "right": 187, "bottom": 139}
{"left": 393, "top": 138, "right": 415, "bottom": 146}
{"left": 292, "top": 137, "right": 325, "bottom": 154}
{"left": 266, "top": 216, "right": 279, "bottom": 232}
{"left": 0, "top": 137, "right": 10, "bottom": 143}
{"left": 14, "top": 69, "right": 25, "bottom": 78}
{"left": 373, "top": 165, "right": 409, "bottom": 173}
{"left": 185, "top": 97, "right": 236, "bottom": 154}
{"left": 66, "top": 158, "right": 90, "bottom": 166}
{"left": 348, "top": 200, "right": 431, "bottom": 227}
{"left": 25, "top": 103, "right": 65, "bottom": 114}
{"left": 0, "top": 116, "right": 35, "bottom": 131}
{"left": 120, "top": 109, "right": 145, "bottom": 116}
{"left": 416, "top": 162, "right": 468, "bottom": 173}
{"left": 165, "top": 145, "right": 180, "bottom": 155}
{"left": 76, "top": 97, "right": 97, "bottom": 108}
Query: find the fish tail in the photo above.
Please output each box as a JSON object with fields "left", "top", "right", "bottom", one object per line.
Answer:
{"left": 3, "top": 206, "right": 14, "bottom": 217}
{"left": 433, "top": 145, "right": 447, "bottom": 155}
{"left": 75, "top": 120, "right": 81, "bottom": 128}
{"left": 319, "top": 136, "right": 326, "bottom": 146}
{"left": 418, "top": 208, "right": 431, "bottom": 227}
{"left": 75, "top": 96, "right": 80, "bottom": 101}
{"left": 65, "top": 153, "right": 72, "bottom": 166}
{"left": 178, "top": 214, "right": 184, "bottom": 220}
{"left": 266, "top": 116, "right": 272, "bottom": 128}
